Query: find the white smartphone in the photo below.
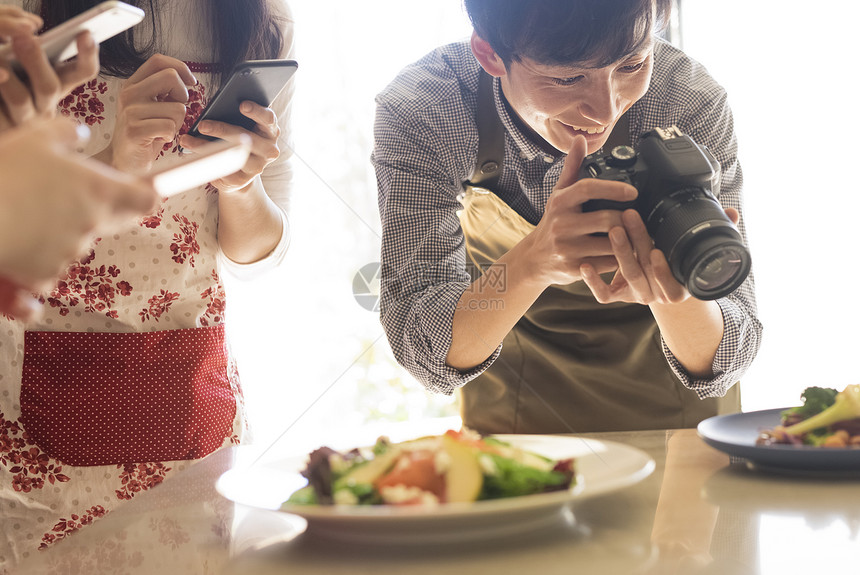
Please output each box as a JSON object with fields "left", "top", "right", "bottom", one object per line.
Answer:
{"left": 0, "top": 1, "right": 145, "bottom": 66}
{"left": 149, "top": 137, "right": 252, "bottom": 198}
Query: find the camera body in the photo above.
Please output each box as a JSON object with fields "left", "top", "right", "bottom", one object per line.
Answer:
{"left": 580, "top": 126, "right": 751, "bottom": 300}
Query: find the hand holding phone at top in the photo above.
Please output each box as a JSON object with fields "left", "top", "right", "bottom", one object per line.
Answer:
{"left": 0, "top": 31, "right": 99, "bottom": 131}
{"left": 0, "top": 6, "right": 42, "bottom": 40}
{"left": 0, "top": 6, "right": 39, "bottom": 83}
{"left": 0, "top": 1, "right": 146, "bottom": 132}
{"left": 0, "top": 5, "right": 101, "bottom": 131}
{"left": 0, "top": 2, "right": 145, "bottom": 67}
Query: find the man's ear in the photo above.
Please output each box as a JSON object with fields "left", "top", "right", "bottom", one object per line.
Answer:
{"left": 470, "top": 32, "right": 507, "bottom": 77}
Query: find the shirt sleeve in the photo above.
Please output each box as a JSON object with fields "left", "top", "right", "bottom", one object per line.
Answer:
{"left": 373, "top": 98, "right": 500, "bottom": 395}
{"left": 657, "top": 52, "right": 763, "bottom": 398}
{"left": 218, "top": 204, "right": 290, "bottom": 280}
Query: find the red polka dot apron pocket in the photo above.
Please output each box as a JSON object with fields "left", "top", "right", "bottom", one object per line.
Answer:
{"left": 20, "top": 325, "right": 236, "bottom": 466}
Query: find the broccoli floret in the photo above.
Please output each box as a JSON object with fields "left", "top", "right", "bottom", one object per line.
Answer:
{"left": 372, "top": 437, "right": 391, "bottom": 456}
{"left": 782, "top": 386, "right": 838, "bottom": 420}
{"left": 286, "top": 485, "right": 318, "bottom": 505}
{"left": 784, "top": 385, "right": 860, "bottom": 437}
{"left": 804, "top": 429, "right": 832, "bottom": 447}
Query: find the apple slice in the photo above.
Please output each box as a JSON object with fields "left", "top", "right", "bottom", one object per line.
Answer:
{"left": 442, "top": 434, "right": 483, "bottom": 503}
{"left": 335, "top": 447, "right": 401, "bottom": 489}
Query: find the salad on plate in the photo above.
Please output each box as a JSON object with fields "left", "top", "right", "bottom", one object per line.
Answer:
{"left": 756, "top": 384, "right": 860, "bottom": 448}
{"left": 286, "top": 429, "right": 576, "bottom": 507}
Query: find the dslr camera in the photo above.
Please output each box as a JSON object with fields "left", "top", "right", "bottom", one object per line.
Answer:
{"left": 580, "top": 126, "right": 751, "bottom": 300}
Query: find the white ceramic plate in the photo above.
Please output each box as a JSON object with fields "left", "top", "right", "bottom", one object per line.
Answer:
{"left": 698, "top": 408, "right": 860, "bottom": 475}
{"left": 216, "top": 435, "right": 655, "bottom": 544}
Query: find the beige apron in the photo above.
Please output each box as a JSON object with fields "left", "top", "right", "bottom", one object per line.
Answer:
{"left": 456, "top": 187, "right": 739, "bottom": 434}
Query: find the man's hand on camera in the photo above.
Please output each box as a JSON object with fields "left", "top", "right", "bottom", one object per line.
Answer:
{"left": 518, "top": 135, "right": 636, "bottom": 288}
{"left": 580, "top": 206, "right": 684, "bottom": 304}
{"left": 580, "top": 206, "right": 740, "bottom": 305}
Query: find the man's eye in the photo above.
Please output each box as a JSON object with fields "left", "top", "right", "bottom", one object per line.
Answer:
{"left": 619, "top": 61, "right": 646, "bottom": 73}
{"left": 551, "top": 75, "right": 584, "bottom": 86}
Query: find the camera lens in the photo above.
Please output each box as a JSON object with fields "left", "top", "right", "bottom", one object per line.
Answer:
{"left": 646, "top": 188, "right": 751, "bottom": 300}
{"left": 683, "top": 236, "right": 750, "bottom": 299}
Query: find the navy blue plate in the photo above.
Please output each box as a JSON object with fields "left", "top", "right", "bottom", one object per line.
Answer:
{"left": 697, "top": 408, "right": 860, "bottom": 473}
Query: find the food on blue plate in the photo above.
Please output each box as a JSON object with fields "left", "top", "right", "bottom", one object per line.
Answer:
{"left": 756, "top": 385, "right": 860, "bottom": 448}
{"left": 285, "top": 429, "right": 575, "bottom": 507}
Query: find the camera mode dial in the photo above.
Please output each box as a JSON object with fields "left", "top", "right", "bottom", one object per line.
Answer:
{"left": 606, "top": 145, "right": 637, "bottom": 168}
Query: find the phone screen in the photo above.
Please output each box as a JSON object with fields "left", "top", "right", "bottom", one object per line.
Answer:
{"left": 188, "top": 59, "right": 298, "bottom": 140}
{"left": 150, "top": 138, "right": 252, "bottom": 197}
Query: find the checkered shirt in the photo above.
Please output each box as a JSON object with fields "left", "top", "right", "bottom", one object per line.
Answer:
{"left": 372, "top": 39, "right": 762, "bottom": 398}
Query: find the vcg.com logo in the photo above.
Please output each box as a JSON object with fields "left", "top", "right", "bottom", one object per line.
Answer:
{"left": 352, "top": 262, "right": 381, "bottom": 312}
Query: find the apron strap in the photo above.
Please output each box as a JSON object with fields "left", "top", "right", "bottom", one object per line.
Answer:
{"left": 466, "top": 69, "right": 505, "bottom": 190}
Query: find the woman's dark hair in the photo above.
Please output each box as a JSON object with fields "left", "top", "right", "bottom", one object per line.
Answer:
{"left": 463, "top": 0, "right": 672, "bottom": 67}
{"left": 29, "top": 0, "right": 286, "bottom": 85}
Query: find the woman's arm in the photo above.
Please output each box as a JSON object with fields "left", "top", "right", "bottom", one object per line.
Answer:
{"left": 178, "top": 5, "right": 295, "bottom": 265}
{"left": 185, "top": 101, "right": 287, "bottom": 264}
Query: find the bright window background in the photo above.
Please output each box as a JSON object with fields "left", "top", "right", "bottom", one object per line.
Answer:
{"left": 224, "top": 1, "right": 472, "bottom": 457}
{"left": 678, "top": 1, "right": 860, "bottom": 411}
{"left": 225, "top": 1, "right": 860, "bottom": 457}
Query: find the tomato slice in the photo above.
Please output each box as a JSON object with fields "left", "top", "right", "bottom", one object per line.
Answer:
{"left": 374, "top": 450, "right": 445, "bottom": 500}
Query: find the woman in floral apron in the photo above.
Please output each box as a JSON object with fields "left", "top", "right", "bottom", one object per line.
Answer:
{"left": 0, "top": 0, "right": 294, "bottom": 568}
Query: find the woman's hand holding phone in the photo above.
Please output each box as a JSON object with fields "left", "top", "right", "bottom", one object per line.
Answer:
{"left": 0, "top": 4, "right": 42, "bottom": 85}
{"left": 107, "top": 54, "right": 197, "bottom": 173}
{"left": 0, "top": 10, "right": 99, "bottom": 131}
{"left": 0, "top": 6, "right": 42, "bottom": 44}
{"left": 178, "top": 100, "right": 281, "bottom": 193}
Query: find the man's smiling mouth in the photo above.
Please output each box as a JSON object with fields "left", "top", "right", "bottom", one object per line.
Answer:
{"left": 569, "top": 125, "right": 607, "bottom": 135}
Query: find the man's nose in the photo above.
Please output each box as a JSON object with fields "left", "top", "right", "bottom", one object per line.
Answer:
{"left": 576, "top": 80, "right": 618, "bottom": 125}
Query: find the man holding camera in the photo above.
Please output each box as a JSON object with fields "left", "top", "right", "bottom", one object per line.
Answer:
{"left": 372, "top": 0, "right": 762, "bottom": 433}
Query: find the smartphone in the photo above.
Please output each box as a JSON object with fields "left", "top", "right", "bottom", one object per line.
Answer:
{"left": 149, "top": 137, "right": 252, "bottom": 197}
{"left": 0, "top": 1, "right": 145, "bottom": 66}
{"left": 187, "top": 59, "right": 298, "bottom": 141}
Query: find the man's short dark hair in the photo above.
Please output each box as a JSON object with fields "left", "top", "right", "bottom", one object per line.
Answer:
{"left": 464, "top": 0, "right": 672, "bottom": 67}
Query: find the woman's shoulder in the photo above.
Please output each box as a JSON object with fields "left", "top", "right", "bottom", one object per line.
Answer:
{"left": 269, "top": 0, "right": 293, "bottom": 21}
{"left": 270, "top": 0, "right": 295, "bottom": 59}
